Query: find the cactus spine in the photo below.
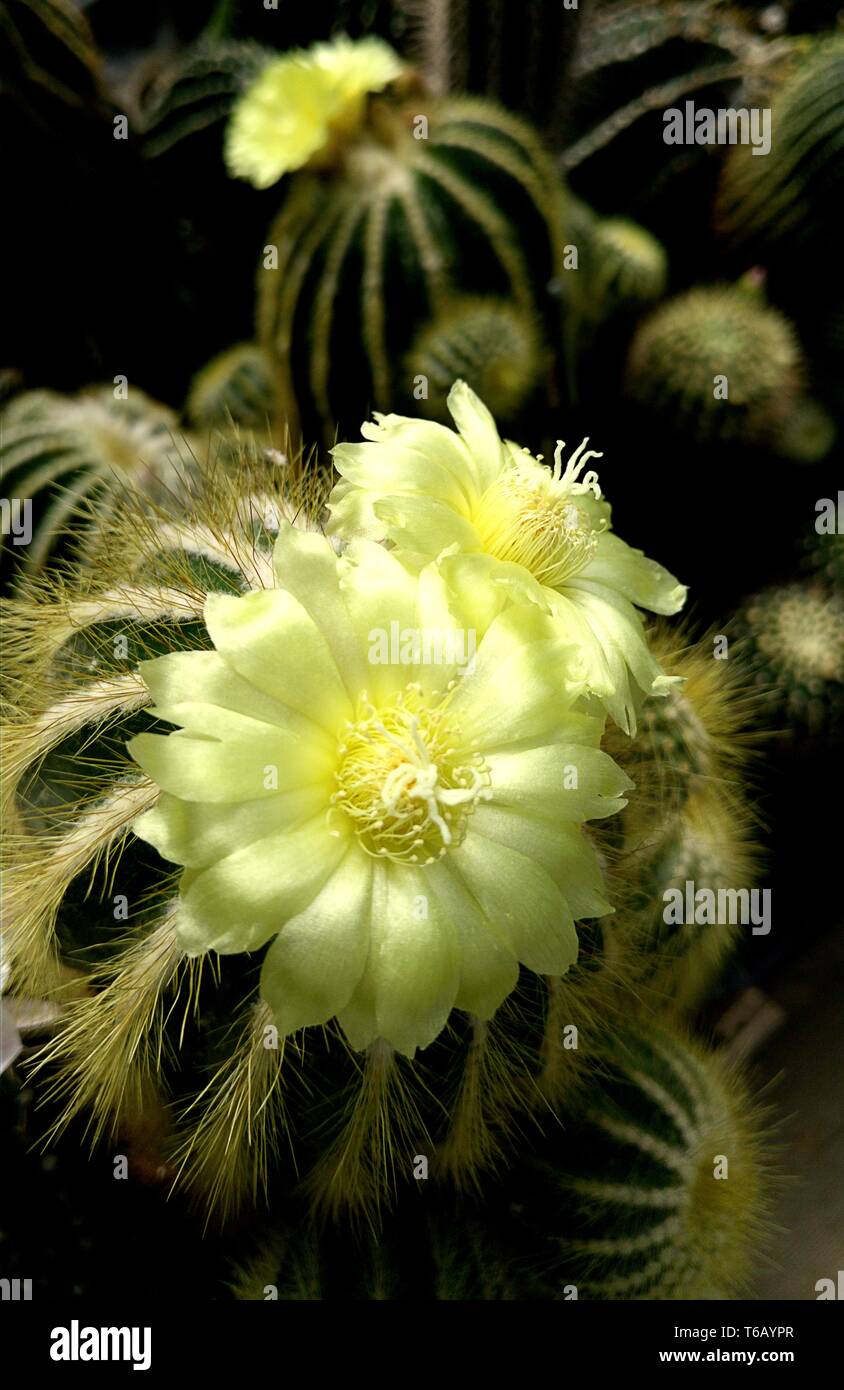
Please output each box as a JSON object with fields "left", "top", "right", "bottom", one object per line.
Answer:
{"left": 230, "top": 1022, "right": 772, "bottom": 1300}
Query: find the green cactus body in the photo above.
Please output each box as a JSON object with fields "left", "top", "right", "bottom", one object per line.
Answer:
{"left": 601, "top": 625, "right": 762, "bottom": 1009}
{"left": 186, "top": 343, "right": 281, "bottom": 434}
{"left": 738, "top": 582, "right": 844, "bottom": 734}
{"left": 257, "top": 93, "right": 564, "bottom": 445}
{"left": 139, "top": 41, "right": 271, "bottom": 156}
{"left": 624, "top": 286, "right": 803, "bottom": 445}
{"left": 1, "top": 454, "right": 631, "bottom": 1225}
{"left": 717, "top": 37, "right": 844, "bottom": 263}
{"left": 230, "top": 1023, "right": 772, "bottom": 1300}
{"left": 0, "top": 386, "right": 191, "bottom": 572}
{"left": 399, "top": 0, "right": 587, "bottom": 140}
{"left": 403, "top": 295, "right": 545, "bottom": 427}
{"left": 509, "top": 1023, "right": 772, "bottom": 1299}
{"left": 804, "top": 529, "right": 844, "bottom": 594}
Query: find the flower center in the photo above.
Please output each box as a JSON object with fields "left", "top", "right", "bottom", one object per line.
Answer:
{"left": 331, "top": 684, "right": 490, "bottom": 864}
{"left": 473, "top": 438, "right": 606, "bottom": 589}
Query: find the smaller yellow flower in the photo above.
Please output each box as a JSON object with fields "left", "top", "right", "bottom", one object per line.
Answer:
{"left": 329, "top": 381, "right": 688, "bottom": 733}
{"left": 225, "top": 35, "right": 404, "bottom": 189}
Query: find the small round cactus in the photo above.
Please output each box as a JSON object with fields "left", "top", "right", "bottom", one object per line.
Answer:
{"left": 585, "top": 216, "right": 669, "bottom": 318}
{"left": 775, "top": 396, "right": 837, "bottom": 464}
{"left": 185, "top": 343, "right": 280, "bottom": 434}
{"left": 624, "top": 285, "right": 804, "bottom": 445}
{"left": 804, "top": 529, "right": 844, "bottom": 594}
{"left": 403, "top": 297, "right": 545, "bottom": 427}
{"left": 602, "top": 625, "right": 763, "bottom": 1009}
{"left": 738, "top": 582, "right": 844, "bottom": 734}
{"left": 0, "top": 385, "right": 190, "bottom": 572}
{"left": 507, "top": 1022, "right": 773, "bottom": 1299}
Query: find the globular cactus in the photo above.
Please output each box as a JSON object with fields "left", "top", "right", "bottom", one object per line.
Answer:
{"left": 185, "top": 342, "right": 281, "bottom": 434}
{"left": 0, "top": 385, "right": 191, "bottom": 572}
{"left": 140, "top": 35, "right": 565, "bottom": 447}
{"left": 1, "top": 444, "right": 637, "bottom": 1226}
{"left": 505, "top": 1021, "right": 773, "bottom": 1299}
{"left": 620, "top": 789, "right": 760, "bottom": 1014}
{"left": 230, "top": 1021, "right": 773, "bottom": 1300}
{"left": 583, "top": 215, "right": 668, "bottom": 319}
{"left": 624, "top": 285, "right": 804, "bottom": 446}
{"left": 605, "top": 623, "right": 761, "bottom": 838}
{"left": 256, "top": 88, "right": 564, "bottom": 445}
{"left": 403, "top": 296, "right": 545, "bottom": 427}
{"left": 804, "top": 528, "right": 844, "bottom": 594}
{"left": 737, "top": 582, "right": 844, "bottom": 735}
{"left": 775, "top": 396, "right": 837, "bottom": 464}
{"left": 717, "top": 37, "right": 844, "bottom": 266}
{"left": 602, "top": 624, "right": 763, "bottom": 1010}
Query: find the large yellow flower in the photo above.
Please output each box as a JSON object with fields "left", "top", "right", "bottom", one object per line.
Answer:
{"left": 329, "top": 381, "right": 688, "bottom": 732}
{"left": 128, "top": 527, "right": 629, "bottom": 1057}
{"left": 225, "top": 35, "right": 404, "bottom": 188}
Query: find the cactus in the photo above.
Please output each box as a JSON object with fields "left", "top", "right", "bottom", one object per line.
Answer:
{"left": 624, "top": 285, "right": 804, "bottom": 446}
{"left": 585, "top": 216, "right": 668, "bottom": 318}
{"left": 505, "top": 1021, "right": 773, "bottom": 1299}
{"left": 1, "top": 444, "right": 638, "bottom": 1225}
{"left": 230, "top": 1021, "right": 772, "bottom": 1300}
{"left": 717, "top": 37, "right": 844, "bottom": 265}
{"left": 397, "top": 0, "right": 589, "bottom": 139}
{"left": 737, "top": 582, "right": 844, "bottom": 735}
{"left": 1, "top": 0, "right": 103, "bottom": 114}
{"left": 804, "top": 529, "right": 844, "bottom": 594}
{"left": 138, "top": 41, "right": 271, "bottom": 157}
{"left": 601, "top": 625, "right": 763, "bottom": 1010}
{"left": 775, "top": 396, "right": 837, "bottom": 464}
{"left": 403, "top": 296, "right": 545, "bottom": 427}
{"left": 0, "top": 385, "right": 193, "bottom": 573}
{"left": 185, "top": 343, "right": 281, "bottom": 434}
{"left": 257, "top": 91, "right": 564, "bottom": 446}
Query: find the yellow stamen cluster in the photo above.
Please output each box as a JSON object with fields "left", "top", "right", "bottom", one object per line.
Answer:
{"left": 332, "top": 684, "right": 490, "bottom": 864}
{"left": 473, "top": 439, "right": 606, "bottom": 589}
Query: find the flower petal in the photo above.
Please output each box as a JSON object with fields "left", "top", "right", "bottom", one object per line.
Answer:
{"left": 271, "top": 524, "right": 369, "bottom": 702}
{"left": 450, "top": 833, "right": 578, "bottom": 976}
{"left": 133, "top": 783, "right": 328, "bottom": 868}
{"left": 446, "top": 379, "right": 508, "bottom": 493}
{"left": 425, "top": 860, "right": 519, "bottom": 1018}
{"left": 336, "top": 861, "right": 460, "bottom": 1057}
{"left": 446, "top": 604, "right": 587, "bottom": 752}
{"left": 484, "top": 742, "right": 632, "bottom": 823}
{"left": 259, "top": 848, "right": 372, "bottom": 1034}
{"left": 372, "top": 493, "right": 482, "bottom": 557}
{"left": 204, "top": 582, "right": 352, "bottom": 736}
{"left": 586, "top": 532, "right": 687, "bottom": 615}
{"left": 175, "top": 816, "right": 347, "bottom": 955}
{"left": 128, "top": 718, "right": 330, "bottom": 802}
{"left": 469, "top": 805, "right": 613, "bottom": 920}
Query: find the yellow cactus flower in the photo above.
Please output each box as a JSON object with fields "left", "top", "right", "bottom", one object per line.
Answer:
{"left": 128, "top": 526, "right": 629, "bottom": 1058}
{"left": 225, "top": 35, "right": 404, "bottom": 188}
{"left": 329, "top": 381, "right": 687, "bottom": 732}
